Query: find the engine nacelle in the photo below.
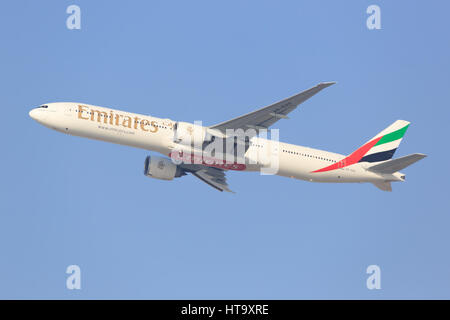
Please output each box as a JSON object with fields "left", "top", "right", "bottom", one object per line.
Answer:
{"left": 144, "top": 156, "right": 184, "bottom": 180}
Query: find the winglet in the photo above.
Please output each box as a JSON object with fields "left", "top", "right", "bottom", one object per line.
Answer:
{"left": 320, "top": 81, "right": 337, "bottom": 87}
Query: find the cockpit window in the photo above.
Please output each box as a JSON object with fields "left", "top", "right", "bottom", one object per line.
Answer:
{"left": 39, "top": 105, "right": 48, "bottom": 108}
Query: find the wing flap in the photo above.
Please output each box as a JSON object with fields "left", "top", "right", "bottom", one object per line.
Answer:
{"left": 372, "top": 181, "right": 392, "bottom": 192}
{"left": 190, "top": 166, "right": 234, "bottom": 193}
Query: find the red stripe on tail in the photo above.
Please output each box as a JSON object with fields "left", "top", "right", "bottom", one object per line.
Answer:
{"left": 312, "top": 136, "right": 382, "bottom": 173}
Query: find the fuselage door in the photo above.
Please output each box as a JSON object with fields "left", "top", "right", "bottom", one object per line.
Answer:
{"left": 64, "top": 104, "right": 73, "bottom": 117}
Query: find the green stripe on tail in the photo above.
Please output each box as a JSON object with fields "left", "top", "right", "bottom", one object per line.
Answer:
{"left": 375, "top": 124, "right": 409, "bottom": 146}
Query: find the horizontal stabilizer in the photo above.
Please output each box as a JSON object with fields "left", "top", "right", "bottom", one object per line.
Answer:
{"left": 368, "top": 153, "right": 427, "bottom": 174}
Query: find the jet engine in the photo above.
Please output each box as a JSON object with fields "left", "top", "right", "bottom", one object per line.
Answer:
{"left": 144, "top": 156, "right": 185, "bottom": 180}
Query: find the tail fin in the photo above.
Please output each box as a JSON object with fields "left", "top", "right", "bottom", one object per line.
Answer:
{"left": 358, "top": 120, "right": 410, "bottom": 163}
{"left": 368, "top": 153, "right": 426, "bottom": 174}
{"left": 312, "top": 120, "right": 413, "bottom": 174}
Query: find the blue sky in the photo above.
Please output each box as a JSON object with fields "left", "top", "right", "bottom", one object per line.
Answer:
{"left": 0, "top": 0, "right": 449, "bottom": 299}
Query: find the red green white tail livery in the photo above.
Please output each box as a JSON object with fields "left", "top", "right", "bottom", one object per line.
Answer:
{"left": 359, "top": 120, "right": 410, "bottom": 163}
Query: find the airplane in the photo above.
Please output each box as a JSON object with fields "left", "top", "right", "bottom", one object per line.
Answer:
{"left": 29, "top": 82, "right": 426, "bottom": 192}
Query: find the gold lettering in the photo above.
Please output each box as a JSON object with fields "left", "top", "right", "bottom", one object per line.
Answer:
{"left": 78, "top": 105, "right": 89, "bottom": 120}
{"left": 109, "top": 111, "right": 114, "bottom": 125}
{"left": 79, "top": 106, "right": 159, "bottom": 134}
{"left": 90, "top": 110, "right": 108, "bottom": 124}
{"left": 115, "top": 114, "right": 122, "bottom": 126}
{"left": 133, "top": 117, "right": 140, "bottom": 130}
{"left": 140, "top": 119, "right": 149, "bottom": 131}
{"left": 150, "top": 121, "right": 158, "bottom": 133}
{"left": 122, "top": 116, "right": 132, "bottom": 128}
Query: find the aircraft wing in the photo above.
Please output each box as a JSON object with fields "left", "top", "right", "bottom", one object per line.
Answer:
{"left": 181, "top": 164, "right": 233, "bottom": 192}
{"left": 209, "top": 82, "right": 335, "bottom": 134}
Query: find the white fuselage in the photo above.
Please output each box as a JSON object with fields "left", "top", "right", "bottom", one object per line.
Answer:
{"left": 29, "top": 102, "right": 397, "bottom": 184}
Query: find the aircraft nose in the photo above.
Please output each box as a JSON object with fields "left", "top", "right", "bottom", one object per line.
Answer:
{"left": 29, "top": 107, "right": 48, "bottom": 123}
{"left": 29, "top": 108, "right": 38, "bottom": 120}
